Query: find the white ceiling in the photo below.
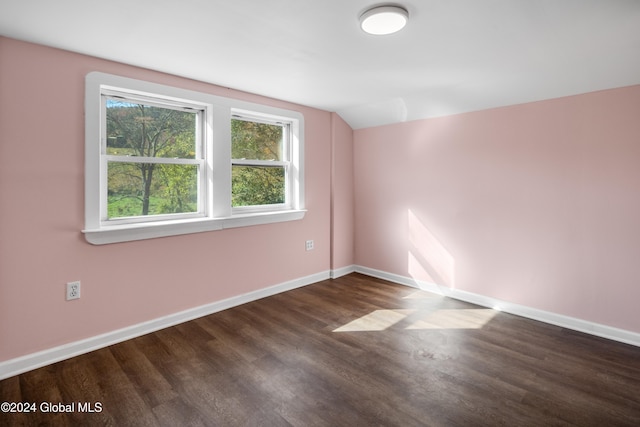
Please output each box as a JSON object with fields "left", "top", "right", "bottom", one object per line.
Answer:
{"left": 1, "top": 0, "right": 639, "bottom": 129}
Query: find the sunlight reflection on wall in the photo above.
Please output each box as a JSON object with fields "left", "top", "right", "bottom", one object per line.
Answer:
{"left": 407, "top": 209, "right": 455, "bottom": 289}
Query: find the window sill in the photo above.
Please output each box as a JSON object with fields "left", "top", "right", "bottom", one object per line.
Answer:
{"left": 83, "top": 210, "right": 306, "bottom": 245}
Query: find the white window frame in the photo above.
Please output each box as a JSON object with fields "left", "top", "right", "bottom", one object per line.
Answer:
{"left": 84, "top": 72, "right": 305, "bottom": 245}
{"left": 231, "top": 110, "right": 295, "bottom": 214}
{"left": 100, "top": 90, "right": 209, "bottom": 225}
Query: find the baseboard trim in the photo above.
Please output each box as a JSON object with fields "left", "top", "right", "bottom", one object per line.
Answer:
{"left": 354, "top": 265, "right": 640, "bottom": 348}
{"left": 0, "top": 270, "right": 331, "bottom": 381}
{"left": 330, "top": 265, "right": 357, "bottom": 279}
{"left": 5, "top": 266, "right": 637, "bottom": 380}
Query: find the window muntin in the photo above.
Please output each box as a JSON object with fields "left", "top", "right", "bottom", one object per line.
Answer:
{"left": 231, "top": 116, "right": 291, "bottom": 209}
{"left": 102, "top": 92, "right": 205, "bottom": 223}
{"left": 84, "top": 72, "right": 305, "bottom": 244}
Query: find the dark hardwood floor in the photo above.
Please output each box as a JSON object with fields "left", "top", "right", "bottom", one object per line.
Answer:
{"left": 2, "top": 273, "right": 640, "bottom": 426}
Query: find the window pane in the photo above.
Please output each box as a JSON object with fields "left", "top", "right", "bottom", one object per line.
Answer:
{"left": 231, "top": 119, "right": 283, "bottom": 161}
{"left": 232, "top": 166, "right": 285, "bottom": 207}
{"left": 107, "top": 162, "right": 198, "bottom": 218}
{"left": 106, "top": 98, "right": 197, "bottom": 159}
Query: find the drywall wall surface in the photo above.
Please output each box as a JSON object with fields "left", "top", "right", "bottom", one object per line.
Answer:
{"left": 0, "top": 37, "right": 331, "bottom": 361}
{"left": 354, "top": 85, "right": 640, "bottom": 333}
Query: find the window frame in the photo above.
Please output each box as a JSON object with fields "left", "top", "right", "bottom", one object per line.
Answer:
{"left": 84, "top": 72, "right": 305, "bottom": 245}
{"left": 230, "top": 110, "right": 293, "bottom": 213}
{"left": 101, "top": 90, "right": 208, "bottom": 225}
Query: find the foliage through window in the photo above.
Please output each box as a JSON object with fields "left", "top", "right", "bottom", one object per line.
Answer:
{"left": 84, "top": 72, "right": 305, "bottom": 244}
{"left": 231, "top": 117, "right": 290, "bottom": 208}
{"left": 105, "top": 98, "right": 202, "bottom": 219}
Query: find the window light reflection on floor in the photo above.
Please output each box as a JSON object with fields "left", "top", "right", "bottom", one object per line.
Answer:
{"left": 401, "top": 290, "right": 444, "bottom": 300}
{"left": 333, "top": 308, "right": 497, "bottom": 332}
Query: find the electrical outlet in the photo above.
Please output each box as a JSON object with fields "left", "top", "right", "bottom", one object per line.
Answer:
{"left": 306, "top": 240, "right": 314, "bottom": 251}
{"left": 66, "top": 281, "right": 81, "bottom": 301}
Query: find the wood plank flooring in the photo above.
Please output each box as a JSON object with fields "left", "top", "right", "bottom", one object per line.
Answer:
{"left": 1, "top": 273, "right": 640, "bottom": 426}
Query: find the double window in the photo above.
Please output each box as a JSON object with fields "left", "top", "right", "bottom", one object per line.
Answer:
{"left": 84, "top": 72, "right": 304, "bottom": 244}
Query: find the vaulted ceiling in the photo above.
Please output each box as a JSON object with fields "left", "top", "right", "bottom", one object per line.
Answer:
{"left": 1, "top": 0, "right": 639, "bottom": 129}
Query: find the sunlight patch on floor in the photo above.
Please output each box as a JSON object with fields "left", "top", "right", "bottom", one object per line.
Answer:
{"left": 333, "top": 308, "right": 497, "bottom": 332}
{"left": 406, "top": 309, "right": 497, "bottom": 330}
{"left": 402, "top": 290, "right": 443, "bottom": 300}
{"left": 333, "top": 309, "right": 416, "bottom": 332}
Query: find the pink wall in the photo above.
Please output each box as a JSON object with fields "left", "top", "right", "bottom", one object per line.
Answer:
{"left": 354, "top": 85, "right": 640, "bottom": 333}
{"left": 3, "top": 34, "right": 638, "bottom": 364}
{"left": 330, "top": 113, "right": 355, "bottom": 271}
{"left": 0, "top": 37, "right": 332, "bottom": 361}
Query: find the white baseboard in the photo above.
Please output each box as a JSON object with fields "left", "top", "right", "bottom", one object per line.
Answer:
{"left": 4, "top": 266, "right": 637, "bottom": 380}
{"left": 355, "top": 265, "right": 640, "bottom": 348}
{"left": 0, "top": 270, "right": 331, "bottom": 381}
{"left": 354, "top": 265, "right": 445, "bottom": 294}
{"left": 330, "top": 265, "right": 357, "bottom": 279}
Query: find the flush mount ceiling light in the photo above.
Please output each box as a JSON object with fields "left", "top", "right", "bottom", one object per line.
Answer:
{"left": 360, "top": 5, "right": 409, "bottom": 35}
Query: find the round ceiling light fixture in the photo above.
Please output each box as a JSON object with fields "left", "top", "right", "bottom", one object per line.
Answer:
{"left": 360, "top": 5, "right": 409, "bottom": 35}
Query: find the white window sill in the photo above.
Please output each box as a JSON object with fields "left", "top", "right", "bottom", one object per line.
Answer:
{"left": 83, "top": 210, "right": 306, "bottom": 245}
